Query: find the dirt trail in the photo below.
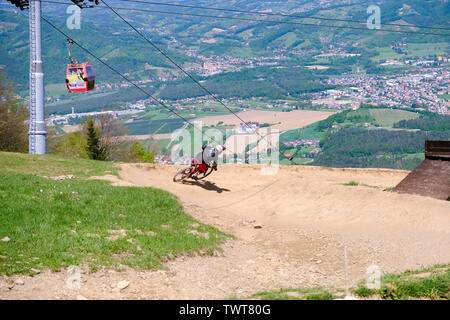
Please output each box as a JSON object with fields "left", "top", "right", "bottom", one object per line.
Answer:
{"left": 2, "top": 164, "right": 449, "bottom": 300}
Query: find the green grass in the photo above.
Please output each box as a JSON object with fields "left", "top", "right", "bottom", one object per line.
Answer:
{"left": 45, "top": 83, "right": 69, "bottom": 99}
{"left": 250, "top": 287, "right": 343, "bottom": 300}
{"left": 137, "top": 107, "right": 230, "bottom": 121}
{"left": 344, "top": 182, "right": 383, "bottom": 190}
{"left": 406, "top": 43, "right": 449, "bottom": 58}
{"left": 244, "top": 264, "right": 449, "bottom": 301}
{"left": 403, "top": 153, "right": 425, "bottom": 161}
{"left": 352, "top": 264, "right": 450, "bottom": 300}
{"left": 0, "top": 153, "right": 230, "bottom": 275}
{"left": 274, "top": 32, "right": 300, "bottom": 47}
{"left": 0, "top": 151, "right": 118, "bottom": 178}
{"left": 343, "top": 181, "right": 359, "bottom": 186}
{"left": 280, "top": 158, "right": 313, "bottom": 166}
{"left": 368, "top": 109, "right": 419, "bottom": 128}
{"left": 229, "top": 47, "right": 260, "bottom": 58}
{"left": 280, "top": 122, "right": 324, "bottom": 142}
{"left": 372, "top": 43, "right": 449, "bottom": 62}
{"left": 47, "top": 90, "right": 117, "bottom": 106}
{"left": 372, "top": 47, "right": 404, "bottom": 61}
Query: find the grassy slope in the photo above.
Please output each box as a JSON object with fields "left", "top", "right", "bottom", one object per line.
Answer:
{"left": 0, "top": 152, "right": 229, "bottom": 276}
{"left": 0, "top": 152, "right": 118, "bottom": 178}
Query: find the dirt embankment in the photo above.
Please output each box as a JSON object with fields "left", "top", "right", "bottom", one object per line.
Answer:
{"left": 2, "top": 164, "right": 449, "bottom": 300}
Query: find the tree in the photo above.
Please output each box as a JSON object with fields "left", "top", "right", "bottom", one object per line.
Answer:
{"left": 0, "top": 73, "right": 28, "bottom": 152}
{"left": 84, "top": 117, "right": 107, "bottom": 160}
{"left": 96, "top": 113, "right": 127, "bottom": 160}
{"left": 46, "top": 126, "right": 62, "bottom": 154}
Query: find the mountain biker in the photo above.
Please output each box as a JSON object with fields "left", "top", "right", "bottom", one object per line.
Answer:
{"left": 191, "top": 144, "right": 226, "bottom": 179}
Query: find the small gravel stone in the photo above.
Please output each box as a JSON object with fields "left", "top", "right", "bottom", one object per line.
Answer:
{"left": 117, "top": 280, "right": 130, "bottom": 290}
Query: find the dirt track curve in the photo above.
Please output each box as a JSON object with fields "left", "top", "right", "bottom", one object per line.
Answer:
{"left": 2, "top": 164, "right": 449, "bottom": 299}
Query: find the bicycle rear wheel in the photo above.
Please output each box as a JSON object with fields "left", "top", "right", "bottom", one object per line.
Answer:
{"left": 173, "top": 167, "right": 193, "bottom": 182}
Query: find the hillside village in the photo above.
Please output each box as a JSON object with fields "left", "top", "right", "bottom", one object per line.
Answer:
{"left": 324, "top": 66, "right": 449, "bottom": 114}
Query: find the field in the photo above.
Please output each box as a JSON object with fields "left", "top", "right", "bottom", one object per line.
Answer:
{"left": 195, "top": 110, "right": 335, "bottom": 132}
{"left": 45, "top": 83, "right": 69, "bottom": 98}
{"left": 45, "top": 87, "right": 149, "bottom": 115}
{"left": 124, "top": 118, "right": 191, "bottom": 135}
{"left": 368, "top": 108, "right": 420, "bottom": 127}
{"left": 280, "top": 122, "right": 324, "bottom": 142}
{"left": 372, "top": 43, "right": 449, "bottom": 61}
{"left": 167, "top": 110, "right": 335, "bottom": 158}
{"left": 223, "top": 131, "right": 281, "bottom": 157}
{"left": 118, "top": 133, "right": 174, "bottom": 141}
{"left": 136, "top": 103, "right": 233, "bottom": 121}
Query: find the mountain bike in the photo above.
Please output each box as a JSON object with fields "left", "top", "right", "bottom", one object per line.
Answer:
{"left": 173, "top": 159, "right": 216, "bottom": 182}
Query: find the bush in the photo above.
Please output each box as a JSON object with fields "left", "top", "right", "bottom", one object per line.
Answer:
{"left": 130, "top": 141, "right": 155, "bottom": 163}
{"left": 55, "top": 132, "right": 88, "bottom": 158}
{"left": 352, "top": 286, "right": 376, "bottom": 298}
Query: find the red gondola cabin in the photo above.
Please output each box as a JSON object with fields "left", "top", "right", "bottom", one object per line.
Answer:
{"left": 65, "top": 62, "right": 95, "bottom": 93}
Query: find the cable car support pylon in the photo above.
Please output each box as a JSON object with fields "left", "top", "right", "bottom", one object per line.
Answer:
{"left": 28, "top": 0, "right": 45, "bottom": 154}
{"left": 6, "top": 0, "right": 99, "bottom": 154}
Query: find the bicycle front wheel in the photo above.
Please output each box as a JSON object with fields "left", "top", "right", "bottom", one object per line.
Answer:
{"left": 195, "top": 166, "right": 214, "bottom": 180}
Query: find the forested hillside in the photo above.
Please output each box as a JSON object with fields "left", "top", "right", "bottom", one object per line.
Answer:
{"left": 313, "top": 127, "right": 448, "bottom": 169}
{"left": 1, "top": 0, "right": 448, "bottom": 98}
